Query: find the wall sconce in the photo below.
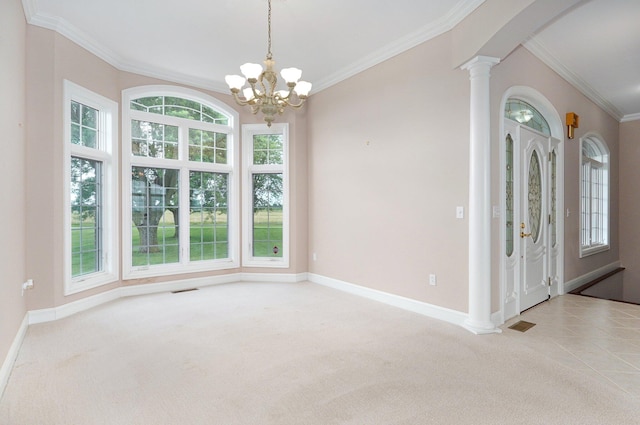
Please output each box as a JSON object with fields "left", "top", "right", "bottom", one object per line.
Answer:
{"left": 566, "top": 112, "right": 579, "bottom": 139}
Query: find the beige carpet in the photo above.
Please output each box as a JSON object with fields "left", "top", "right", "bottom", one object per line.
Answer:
{"left": 1, "top": 282, "right": 639, "bottom": 424}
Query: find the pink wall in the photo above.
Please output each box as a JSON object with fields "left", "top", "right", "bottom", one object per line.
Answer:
{"left": 10, "top": 2, "right": 629, "bottom": 329}
{"left": 308, "top": 32, "right": 471, "bottom": 313}
{"left": 308, "top": 39, "right": 623, "bottom": 315}
{"left": 619, "top": 119, "right": 640, "bottom": 303}
{"left": 0, "top": 0, "right": 28, "bottom": 370}
{"left": 25, "top": 27, "right": 122, "bottom": 311}
{"left": 492, "top": 47, "right": 621, "bottom": 307}
{"left": 24, "top": 26, "right": 309, "bottom": 311}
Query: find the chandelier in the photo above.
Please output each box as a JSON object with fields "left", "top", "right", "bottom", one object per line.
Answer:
{"left": 225, "top": 0, "right": 312, "bottom": 127}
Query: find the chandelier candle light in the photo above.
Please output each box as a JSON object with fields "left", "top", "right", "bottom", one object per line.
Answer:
{"left": 225, "top": 0, "right": 312, "bottom": 126}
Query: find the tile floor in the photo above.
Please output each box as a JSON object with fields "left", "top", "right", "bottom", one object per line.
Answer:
{"left": 503, "top": 294, "right": 640, "bottom": 398}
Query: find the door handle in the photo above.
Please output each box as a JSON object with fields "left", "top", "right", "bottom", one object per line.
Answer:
{"left": 520, "top": 222, "right": 532, "bottom": 238}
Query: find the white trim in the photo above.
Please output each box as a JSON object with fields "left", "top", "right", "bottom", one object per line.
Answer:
{"left": 313, "top": 0, "right": 486, "bottom": 92}
{"left": 29, "top": 277, "right": 234, "bottom": 324}
{"left": 578, "top": 133, "right": 610, "bottom": 258}
{"left": 499, "top": 86, "right": 565, "bottom": 321}
{"left": 621, "top": 113, "right": 640, "bottom": 123}
{"left": 0, "top": 315, "right": 28, "bottom": 400}
{"left": 63, "top": 80, "right": 120, "bottom": 295}
{"left": 28, "top": 273, "right": 311, "bottom": 325}
{"left": 564, "top": 261, "right": 621, "bottom": 294}
{"left": 242, "top": 123, "right": 290, "bottom": 268}
{"left": 523, "top": 38, "right": 624, "bottom": 122}
{"left": 461, "top": 56, "right": 502, "bottom": 335}
{"left": 307, "top": 273, "right": 468, "bottom": 328}
{"left": 239, "top": 272, "right": 307, "bottom": 283}
{"left": 121, "top": 86, "right": 240, "bottom": 280}
{"left": 491, "top": 311, "right": 503, "bottom": 327}
{"left": 28, "top": 289, "right": 122, "bottom": 324}
{"left": 22, "top": 0, "right": 484, "bottom": 95}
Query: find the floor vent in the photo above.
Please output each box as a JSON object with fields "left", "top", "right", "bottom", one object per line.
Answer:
{"left": 171, "top": 288, "right": 199, "bottom": 294}
{"left": 508, "top": 321, "right": 536, "bottom": 332}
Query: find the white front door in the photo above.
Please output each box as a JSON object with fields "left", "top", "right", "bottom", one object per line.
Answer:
{"left": 503, "top": 122, "right": 561, "bottom": 317}
{"left": 520, "top": 127, "right": 549, "bottom": 311}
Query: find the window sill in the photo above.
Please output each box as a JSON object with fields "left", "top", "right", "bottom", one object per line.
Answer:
{"left": 243, "top": 258, "right": 289, "bottom": 268}
{"left": 123, "top": 259, "right": 239, "bottom": 280}
{"left": 579, "top": 244, "right": 610, "bottom": 258}
{"left": 65, "top": 271, "right": 119, "bottom": 296}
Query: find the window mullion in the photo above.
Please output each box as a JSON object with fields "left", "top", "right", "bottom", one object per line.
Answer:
{"left": 65, "top": 80, "right": 119, "bottom": 295}
{"left": 579, "top": 136, "right": 610, "bottom": 257}
{"left": 179, "top": 167, "right": 190, "bottom": 264}
{"left": 123, "top": 88, "right": 239, "bottom": 279}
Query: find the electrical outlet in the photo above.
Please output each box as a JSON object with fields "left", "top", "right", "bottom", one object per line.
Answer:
{"left": 429, "top": 274, "right": 437, "bottom": 286}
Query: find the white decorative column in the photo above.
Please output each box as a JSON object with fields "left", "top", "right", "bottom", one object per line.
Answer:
{"left": 461, "top": 56, "right": 501, "bottom": 335}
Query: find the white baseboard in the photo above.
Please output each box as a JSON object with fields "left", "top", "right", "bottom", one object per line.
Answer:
{"left": 491, "top": 310, "right": 503, "bottom": 327}
{"left": 27, "top": 272, "right": 308, "bottom": 326}
{"left": 0, "top": 315, "right": 28, "bottom": 400}
{"left": 240, "top": 272, "right": 308, "bottom": 283}
{"left": 563, "top": 261, "right": 621, "bottom": 294}
{"left": 307, "top": 273, "right": 468, "bottom": 327}
{"left": 118, "top": 273, "right": 241, "bottom": 298}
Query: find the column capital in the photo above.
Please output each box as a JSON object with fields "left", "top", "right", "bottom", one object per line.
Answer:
{"left": 460, "top": 55, "right": 501, "bottom": 72}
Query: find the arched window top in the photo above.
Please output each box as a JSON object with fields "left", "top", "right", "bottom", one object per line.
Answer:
{"left": 504, "top": 99, "right": 551, "bottom": 136}
{"left": 582, "top": 136, "right": 608, "bottom": 163}
{"left": 130, "top": 95, "right": 229, "bottom": 125}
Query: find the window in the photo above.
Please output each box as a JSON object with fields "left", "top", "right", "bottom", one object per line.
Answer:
{"left": 505, "top": 99, "right": 551, "bottom": 136}
{"left": 505, "top": 133, "right": 514, "bottom": 257}
{"left": 64, "top": 80, "right": 119, "bottom": 295}
{"left": 122, "top": 87, "right": 239, "bottom": 278}
{"left": 580, "top": 135, "right": 609, "bottom": 257}
{"left": 242, "top": 124, "right": 289, "bottom": 267}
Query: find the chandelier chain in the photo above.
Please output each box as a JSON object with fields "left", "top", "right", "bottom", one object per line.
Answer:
{"left": 225, "top": 0, "right": 311, "bottom": 127}
{"left": 267, "top": 0, "right": 272, "bottom": 60}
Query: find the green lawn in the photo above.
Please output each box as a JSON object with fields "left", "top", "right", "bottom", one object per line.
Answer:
{"left": 131, "top": 224, "right": 229, "bottom": 266}
{"left": 72, "top": 210, "right": 284, "bottom": 275}
{"left": 253, "top": 208, "right": 283, "bottom": 257}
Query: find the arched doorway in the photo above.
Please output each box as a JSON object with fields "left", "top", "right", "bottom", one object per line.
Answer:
{"left": 499, "top": 87, "right": 564, "bottom": 321}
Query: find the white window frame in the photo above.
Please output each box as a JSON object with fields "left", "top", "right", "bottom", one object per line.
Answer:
{"left": 121, "top": 86, "right": 239, "bottom": 279}
{"left": 579, "top": 134, "right": 610, "bottom": 257}
{"left": 63, "top": 80, "right": 119, "bottom": 295}
{"left": 242, "top": 123, "right": 290, "bottom": 268}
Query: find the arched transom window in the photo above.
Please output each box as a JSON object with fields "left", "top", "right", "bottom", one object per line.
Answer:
{"left": 505, "top": 99, "right": 551, "bottom": 136}
{"left": 580, "top": 135, "right": 609, "bottom": 257}
{"left": 122, "top": 87, "right": 239, "bottom": 279}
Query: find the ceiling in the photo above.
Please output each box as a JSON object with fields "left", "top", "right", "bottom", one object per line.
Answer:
{"left": 23, "top": 0, "right": 640, "bottom": 122}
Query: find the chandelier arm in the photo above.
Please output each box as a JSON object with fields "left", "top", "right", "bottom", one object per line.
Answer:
{"left": 247, "top": 80, "right": 262, "bottom": 102}
{"left": 283, "top": 98, "right": 307, "bottom": 109}
{"left": 230, "top": 90, "right": 250, "bottom": 107}
{"left": 274, "top": 86, "right": 296, "bottom": 102}
{"left": 225, "top": 0, "right": 310, "bottom": 126}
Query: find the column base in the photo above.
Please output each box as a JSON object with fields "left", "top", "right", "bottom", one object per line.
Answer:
{"left": 462, "top": 319, "right": 502, "bottom": 335}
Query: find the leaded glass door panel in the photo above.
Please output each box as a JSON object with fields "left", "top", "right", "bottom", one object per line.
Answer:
{"left": 520, "top": 127, "right": 549, "bottom": 312}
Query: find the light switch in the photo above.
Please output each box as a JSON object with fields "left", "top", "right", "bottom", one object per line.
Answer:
{"left": 456, "top": 206, "right": 464, "bottom": 219}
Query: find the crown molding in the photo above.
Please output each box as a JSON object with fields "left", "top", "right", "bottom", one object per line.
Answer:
{"left": 313, "top": 0, "right": 485, "bottom": 92}
{"left": 21, "top": 0, "right": 231, "bottom": 95}
{"left": 23, "top": 0, "right": 484, "bottom": 95}
{"left": 523, "top": 37, "right": 624, "bottom": 122}
{"left": 21, "top": 0, "right": 37, "bottom": 22}
{"left": 621, "top": 113, "right": 640, "bottom": 123}
{"left": 118, "top": 61, "right": 230, "bottom": 94}
{"left": 23, "top": 0, "right": 126, "bottom": 70}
